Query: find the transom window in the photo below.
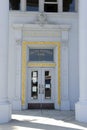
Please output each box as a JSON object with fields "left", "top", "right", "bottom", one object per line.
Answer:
{"left": 29, "top": 49, "right": 54, "bottom": 62}
{"left": 9, "top": 0, "right": 77, "bottom": 12}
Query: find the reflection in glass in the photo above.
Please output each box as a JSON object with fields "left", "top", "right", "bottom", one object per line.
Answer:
{"left": 63, "top": 0, "right": 75, "bottom": 12}
{"left": 9, "top": 0, "right": 20, "bottom": 10}
{"left": 29, "top": 49, "right": 53, "bottom": 61}
{"left": 44, "top": 4, "right": 58, "bottom": 12}
{"left": 31, "top": 71, "right": 38, "bottom": 99}
{"left": 45, "top": 71, "right": 51, "bottom": 99}
{"left": 44, "top": 0, "right": 58, "bottom": 12}
{"left": 27, "top": 0, "right": 39, "bottom": 11}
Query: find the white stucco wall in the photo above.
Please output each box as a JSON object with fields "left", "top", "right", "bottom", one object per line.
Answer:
{"left": 8, "top": 11, "right": 79, "bottom": 110}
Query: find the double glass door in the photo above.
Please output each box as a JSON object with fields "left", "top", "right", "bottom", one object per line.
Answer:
{"left": 28, "top": 68, "right": 54, "bottom": 106}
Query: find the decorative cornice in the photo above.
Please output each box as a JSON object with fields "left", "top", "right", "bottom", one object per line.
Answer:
{"left": 9, "top": 11, "right": 78, "bottom": 18}
{"left": 13, "top": 23, "right": 71, "bottom": 30}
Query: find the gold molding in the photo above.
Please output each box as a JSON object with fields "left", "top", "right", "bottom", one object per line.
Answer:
{"left": 21, "top": 41, "right": 61, "bottom": 106}
{"left": 58, "top": 43, "right": 61, "bottom": 105}
{"left": 27, "top": 62, "right": 56, "bottom": 67}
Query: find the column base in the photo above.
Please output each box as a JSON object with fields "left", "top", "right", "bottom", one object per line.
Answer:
{"left": 75, "top": 101, "right": 87, "bottom": 122}
{"left": 0, "top": 101, "right": 11, "bottom": 123}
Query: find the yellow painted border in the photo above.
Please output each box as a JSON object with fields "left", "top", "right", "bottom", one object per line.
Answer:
{"left": 21, "top": 42, "right": 27, "bottom": 105}
{"left": 58, "top": 43, "right": 61, "bottom": 105}
{"left": 27, "top": 62, "right": 56, "bottom": 67}
{"left": 22, "top": 42, "right": 61, "bottom": 106}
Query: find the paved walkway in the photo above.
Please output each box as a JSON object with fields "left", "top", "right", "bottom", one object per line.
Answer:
{"left": 0, "top": 110, "right": 87, "bottom": 130}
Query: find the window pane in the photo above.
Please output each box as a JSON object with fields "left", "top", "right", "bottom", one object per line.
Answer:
{"left": 44, "top": 4, "right": 58, "bottom": 12}
{"left": 29, "top": 49, "right": 54, "bottom": 61}
{"left": 63, "top": 0, "right": 75, "bottom": 12}
{"left": 45, "top": 71, "right": 51, "bottom": 99}
{"left": 27, "top": 0, "right": 39, "bottom": 11}
{"left": 9, "top": 0, "right": 20, "bottom": 10}
{"left": 31, "top": 71, "right": 38, "bottom": 99}
{"left": 45, "top": 0, "right": 57, "bottom": 2}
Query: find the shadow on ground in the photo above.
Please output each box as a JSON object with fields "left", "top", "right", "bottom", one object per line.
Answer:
{"left": 0, "top": 110, "right": 87, "bottom": 130}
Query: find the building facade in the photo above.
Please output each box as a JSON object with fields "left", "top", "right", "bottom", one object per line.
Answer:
{"left": 0, "top": 0, "right": 87, "bottom": 123}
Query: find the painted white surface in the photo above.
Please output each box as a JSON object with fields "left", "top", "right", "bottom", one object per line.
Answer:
{"left": 20, "top": 0, "right": 26, "bottom": 11}
{"left": 0, "top": 0, "right": 11, "bottom": 123}
{"left": 61, "top": 41, "right": 70, "bottom": 110}
{"left": 0, "top": 102, "right": 11, "bottom": 123}
{"left": 75, "top": 0, "right": 87, "bottom": 122}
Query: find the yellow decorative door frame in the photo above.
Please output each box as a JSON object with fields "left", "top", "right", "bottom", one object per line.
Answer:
{"left": 21, "top": 42, "right": 61, "bottom": 106}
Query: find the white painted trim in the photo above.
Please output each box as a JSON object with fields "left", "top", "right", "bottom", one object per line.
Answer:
{"left": 9, "top": 11, "right": 78, "bottom": 19}
{"left": 39, "top": 0, "right": 44, "bottom": 12}
{"left": 58, "top": 0, "right": 63, "bottom": 12}
{"left": 20, "top": 0, "right": 26, "bottom": 11}
{"left": 75, "top": 0, "right": 78, "bottom": 12}
{"left": 13, "top": 23, "right": 71, "bottom": 30}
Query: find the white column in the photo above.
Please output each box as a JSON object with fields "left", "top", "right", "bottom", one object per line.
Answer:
{"left": 75, "top": 0, "right": 87, "bottom": 122}
{"left": 20, "top": 0, "right": 26, "bottom": 11}
{"left": 0, "top": 0, "right": 11, "bottom": 123}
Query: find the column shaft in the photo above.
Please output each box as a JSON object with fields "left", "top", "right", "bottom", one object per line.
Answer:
{"left": 0, "top": 0, "right": 11, "bottom": 123}
{"left": 75, "top": 0, "right": 87, "bottom": 122}
{"left": 79, "top": 0, "right": 87, "bottom": 100}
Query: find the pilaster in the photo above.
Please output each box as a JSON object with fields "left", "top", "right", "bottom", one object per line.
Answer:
{"left": 12, "top": 28, "right": 22, "bottom": 110}
{"left": 61, "top": 30, "right": 70, "bottom": 110}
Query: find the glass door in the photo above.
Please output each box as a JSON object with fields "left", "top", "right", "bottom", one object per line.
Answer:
{"left": 28, "top": 68, "right": 54, "bottom": 108}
